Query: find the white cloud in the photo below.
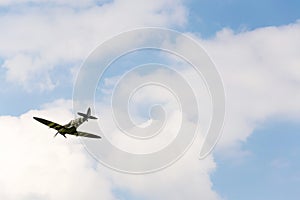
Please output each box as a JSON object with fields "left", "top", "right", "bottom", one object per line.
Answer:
{"left": 0, "top": 0, "right": 99, "bottom": 7}
{"left": 0, "top": 0, "right": 187, "bottom": 91}
{"left": 2, "top": 54, "right": 57, "bottom": 91}
{"left": 0, "top": 100, "right": 116, "bottom": 200}
{"left": 198, "top": 21, "right": 300, "bottom": 154}
{"left": 1, "top": 1, "right": 300, "bottom": 199}
{"left": 0, "top": 95, "right": 221, "bottom": 200}
{"left": 94, "top": 66, "right": 211, "bottom": 155}
{"left": 70, "top": 64, "right": 220, "bottom": 199}
{"left": 0, "top": 59, "right": 222, "bottom": 200}
{"left": 68, "top": 21, "right": 300, "bottom": 199}
{"left": 109, "top": 146, "right": 219, "bottom": 200}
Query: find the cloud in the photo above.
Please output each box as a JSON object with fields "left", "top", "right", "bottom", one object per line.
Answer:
{"left": 0, "top": 100, "right": 116, "bottom": 200}
{"left": 0, "top": 0, "right": 99, "bottom": 7}
{"left": 0, "top": 94, "right": 220, "bottom": 200}
{"left": 0, "top": 0, "right": 187, "bottom": 91}
{"left": 74, "top": 65, "right": 220, "bottom": 199}
{"left": 197, "top": 21, "right": 300, "bottom": 155}
{"left": 2, "top": 54, "right": 57, "bottom": 91}
{"left": 1, "top": 1, "right": 300, "bottom": 199}
{"left": 109, "top": 147, "right": 219, "bottom": 200}
{"left": 90, "top": 20, "right": 300, "bottom": 199}
{"left": 0, "top": 64, "right": 221, "bottom": 200}
{"left": 68, "top": 20, "right": 300, "bottom": 199}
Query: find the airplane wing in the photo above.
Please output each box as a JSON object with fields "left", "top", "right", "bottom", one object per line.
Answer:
{"left": 33, "top": 117, "right": 65, "bottom": 131}
{"left": 34, "top": 117, "right": 100, "bottom": 139}
{"left": 77, "top": 131, "right": 102, "bottom": 139}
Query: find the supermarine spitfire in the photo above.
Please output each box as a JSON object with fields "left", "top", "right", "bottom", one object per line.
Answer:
{"left": 33, "top": 108, "right": 101, "bottom": 139}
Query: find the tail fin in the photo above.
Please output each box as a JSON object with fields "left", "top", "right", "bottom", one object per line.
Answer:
{"left": 77, "top": 107, "right": 98, "bottom": 121}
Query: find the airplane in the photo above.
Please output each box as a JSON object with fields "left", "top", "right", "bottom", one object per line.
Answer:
{"left": 33, "top": 107, "right": 101, "bottom": 139}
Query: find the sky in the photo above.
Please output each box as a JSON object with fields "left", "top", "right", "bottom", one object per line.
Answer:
{"left": 0, "top": 0, "right": 300, "bottom": 200}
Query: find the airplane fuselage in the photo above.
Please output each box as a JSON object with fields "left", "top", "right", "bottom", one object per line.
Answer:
{"left": 67, "top": 117, "right": 86, "bottom": 128}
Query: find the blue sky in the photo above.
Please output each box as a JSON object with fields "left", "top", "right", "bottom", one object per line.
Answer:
{"left": 213, "top": 120, "right": 300, "bottom": 199}
{"left": 186, "top": 0, "right": 300, "bottom": 37}
{"left": 0, "top": 0, "right": 300, "bottom": 199}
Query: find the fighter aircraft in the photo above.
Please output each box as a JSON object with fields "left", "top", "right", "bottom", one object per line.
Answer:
{"left": 33, "top": 107, "right": 101, "bottom": 139}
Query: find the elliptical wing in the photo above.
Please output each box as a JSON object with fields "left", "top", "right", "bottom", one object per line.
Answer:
{"left": 77, "top": 131, "right": 101, "bottom": 139}
{"left": 33, "top": 117, "right": 65, "bottom": 131}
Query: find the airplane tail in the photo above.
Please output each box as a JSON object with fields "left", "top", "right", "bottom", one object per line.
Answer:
{"left": 77, "top": 107, "right": 98, "bottom": 121}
